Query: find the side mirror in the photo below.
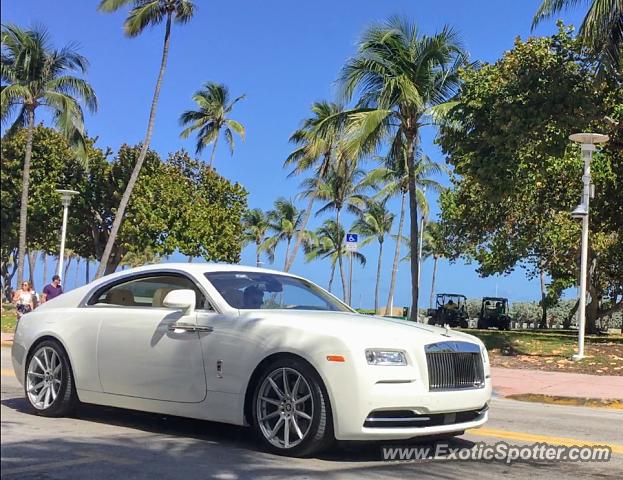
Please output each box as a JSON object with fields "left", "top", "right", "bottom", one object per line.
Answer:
{"left": 163, "top": 289, "right": 196, "bottom": 314}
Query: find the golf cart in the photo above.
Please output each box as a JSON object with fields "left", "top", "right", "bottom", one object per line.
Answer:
{"left": 477, "top": 297, "right": 511, "bottom": 330}
{"left": 427, "top": 293, "right": 469, "bottom": 328}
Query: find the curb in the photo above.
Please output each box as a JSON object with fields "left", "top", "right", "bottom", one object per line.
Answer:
{"left": 505, "top": 393, "right": 623, "bottom": 410}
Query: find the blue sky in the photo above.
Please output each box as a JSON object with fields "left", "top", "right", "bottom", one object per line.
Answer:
{"left": 3, "top": 1, "right": 583, "bottom": 307}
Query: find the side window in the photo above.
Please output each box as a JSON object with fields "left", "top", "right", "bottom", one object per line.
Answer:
{"left": 91, "top": 274, "right": 208, "bottom": 309}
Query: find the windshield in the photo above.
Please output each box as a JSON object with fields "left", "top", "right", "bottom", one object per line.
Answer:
{"left": 204, "top": 271, "right": 352, "bottom": 312}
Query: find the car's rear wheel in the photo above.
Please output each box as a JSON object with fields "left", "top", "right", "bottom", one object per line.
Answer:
{"left": 252, "top": 358, "right": 333, "bottom": 457}
{"left": 25, "top": 340, "right": 77, "bottom": 417}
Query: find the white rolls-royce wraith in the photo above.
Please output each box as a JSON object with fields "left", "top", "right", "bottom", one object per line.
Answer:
{"left": 11, "top": 263, "right": 491, "bottom": 456}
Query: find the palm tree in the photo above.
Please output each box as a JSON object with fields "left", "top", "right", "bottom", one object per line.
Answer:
{"left": 421, "top": 221, "right": 447, "bottom": 309}
{"left": 263, "top": 198, "right": 309, "bottom": 270}
{"left": 1, "top": 24, "right": 97, "bottom": 286}
{"left": 367, "top": 152, "right": 446, "bottom": 315}
{"left": 283, "top": 102, "right": 351, "bottom": 272}
{"left": 532, "top": 0, "right": 622, "bottom": 75}
{"left": 311, "top": 157, "right": 369, "bottom": 303}
{"left": 304, "top": 220, "right": 366, "bottom": 293}
{"left": 352, "top": 199, "right": 394, "bottom": 313}
{"left": 95, "top": 0, "right": 196, "bottom": 278}
{"left": 179, "top": 82, "right": 245, "bottom": 168}
{"left": 340, "top": 17, "right": 466, "bottom": 320}
{"left": 242, "top": 208, "right": 270, "bottom": 267}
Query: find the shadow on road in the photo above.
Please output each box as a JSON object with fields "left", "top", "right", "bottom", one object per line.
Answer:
{"left": 0, "top": 395, "right": 598, "bottom": 479}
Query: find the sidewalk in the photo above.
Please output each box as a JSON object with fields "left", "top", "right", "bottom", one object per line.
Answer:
{"left": 1, "top": 332, "right": 13, "bottom": 345}
{"left": 492, "top": 366, "right": 623, "bottom": 400}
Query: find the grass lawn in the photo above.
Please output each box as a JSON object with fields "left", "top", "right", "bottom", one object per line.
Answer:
{"left": 1, "top": 308, "right": 17, "bottom": 334}
{"left": 468, "top": 329, "right": 623, "bottom": 376}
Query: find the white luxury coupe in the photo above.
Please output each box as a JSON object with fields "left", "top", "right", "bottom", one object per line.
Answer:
{"left": 11, "top": 263, "right": 491, "bottom": 456}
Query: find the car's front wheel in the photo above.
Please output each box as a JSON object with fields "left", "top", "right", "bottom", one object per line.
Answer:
{"left": 252, "top": 358, "right": 333, "bottom": 457}
{"left": 25, "top": 340, "right": 77, "bottom": 417}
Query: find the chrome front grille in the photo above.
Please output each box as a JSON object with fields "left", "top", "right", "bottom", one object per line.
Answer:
{"left": 425, "top": 342, "right": 485, "bottom": 391}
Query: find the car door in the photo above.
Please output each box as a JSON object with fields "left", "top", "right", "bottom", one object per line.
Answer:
{"left": 91, "top": 273, "right": 208, "bottom": 403}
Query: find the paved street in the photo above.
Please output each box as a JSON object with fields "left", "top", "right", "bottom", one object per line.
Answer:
{"left": 2, "top": 346, "right": 622, "bottom": 479}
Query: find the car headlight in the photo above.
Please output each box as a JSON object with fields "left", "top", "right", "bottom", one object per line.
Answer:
{"left": 365, "top": 349, "right": 407, "bottom": 366}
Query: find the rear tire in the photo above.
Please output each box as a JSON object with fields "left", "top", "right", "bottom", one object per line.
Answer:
{"left": 251, "top": 357, "right": 334, "bottom": 457}
{"left": 25, "top": 339, "right": 78, "bottom": 417}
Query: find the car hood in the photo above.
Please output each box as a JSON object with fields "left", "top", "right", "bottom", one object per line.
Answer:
{"left": 242, "top": 309, "right": 483, "bottom": 349}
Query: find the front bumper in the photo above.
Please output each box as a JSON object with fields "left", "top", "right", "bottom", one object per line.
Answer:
{"left": 321, "top": 351, "right": 492, "bottom": 441}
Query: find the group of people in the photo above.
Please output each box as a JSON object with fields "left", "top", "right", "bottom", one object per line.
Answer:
{"left": 12, "top": 275, "right": 63, "bottom": 320}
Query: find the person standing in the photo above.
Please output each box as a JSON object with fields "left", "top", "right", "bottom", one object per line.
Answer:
{"left": 13, "top": 281, "right": 36, "bottom": 320}
{"left": 42, "top": 275, "right": 63, "bottom": 303}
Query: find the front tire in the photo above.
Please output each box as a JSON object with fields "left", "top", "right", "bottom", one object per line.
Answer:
{"left": 25, "top": 340, "right": 77, "bottom": 417}
{"left": 252, "top": 358, "right": 333, "bottom": 457}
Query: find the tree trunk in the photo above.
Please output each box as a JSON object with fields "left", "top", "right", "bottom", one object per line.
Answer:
{"left": 539, "top": 267, "right": 548, "bottom": 329}
{"left": 335, "top": 208, "right": 347, "bottom": 302}
{"left": 430, "top": 256, "right": 438, "bottom": 309}
{"left": 406, "top": 131, "right": 420, "bottom": 321}
{"left": 255, "top": 241, "right": 261, "bottom": 267}
{"left": 27, "top": 249, "right": 37, "bottom": 289}
{"left": 1, "top": 250, "right": 18, "bottom": 302}
{"left": 208, "top": 134, "right": 219, "bottom": 169}
{"left": 95, "top": 13, "right": 173, "bottom": 278}
{"left": 563, "top": 298, "right": 579, "bottom": 329}
{"left": 187, "top": 256, "right": 193, "bottom": 263}
{"left": 17, "top": 108, "right": 36, "bottom": 286}
{"left": 285, "top": 193, "right": 315, "bottom": 272}
{"left": 42, "top": 253, "right": 48, "bottom": 290}
{"left": 85, "top": 259, "right": 90, "bottom": 284}
{"left": 385, "top": 190, "right": 406, "bottom": 314}
{"left": 375, "top": 240, "right": 383, "bottom": 314}
{"left": 283, "top": 238, "right": 291, "bottom": 271}
{"left": 328, "top": 260, "right": 336, "bottom": 292}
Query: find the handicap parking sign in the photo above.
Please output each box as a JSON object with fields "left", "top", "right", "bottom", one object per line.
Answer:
{"left": 346, "top": 233, "right": 358, "bottom": 243}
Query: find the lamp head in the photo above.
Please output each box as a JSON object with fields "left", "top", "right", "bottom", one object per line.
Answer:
{"left": 570, "top": 204, "right": 588, "bottom": 219}
{"left": 55, "top": 189, "right": 79, "bottom": 207}
{"left": 569, "top": 133, "right": 609, "bottom": 145}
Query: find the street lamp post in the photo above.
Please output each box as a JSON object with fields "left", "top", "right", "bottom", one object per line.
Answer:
{"left": 55, "top": 189, "right": 79, "bottom": 281}
{"left": 568, "top": 133, "right": 608, "bottom": 360}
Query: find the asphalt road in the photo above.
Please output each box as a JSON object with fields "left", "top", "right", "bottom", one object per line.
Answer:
{"left": 2, "top": 346, "right": 622, "bottom": 479}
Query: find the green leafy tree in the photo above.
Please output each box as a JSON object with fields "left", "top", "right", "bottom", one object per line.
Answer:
{"left": 532, "top": 1, "right": 622, "bottom": 76}
{"left": 339, "top": 16, "right": 467, "bottom": 320}
{"left": 1, "top": 24, "right": 97, "bottom": 285}
{"left": 304, "top": 219, "right": 366, "bottom": 293}
{"left": 352, "top": 199, "right": 394, "bottom": 313}
{"left": 1, "top": 126, "right": 90, "bottom": 298}
{"left": 437, "top": 26, "right": 622, "bottom": 332}
{"left": 96, "top": 0, "right": 196, "bottom": 278}
{"left": 242, "top": 208, "right": 270, "bottom": 267}
{"left": 72, "top": 145, "right": 247, "bottom": 273}
{"left": 179, "top": 81, "right": 246, "bottom": 168}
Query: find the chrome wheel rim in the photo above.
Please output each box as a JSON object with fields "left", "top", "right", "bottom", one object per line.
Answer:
{"left": 256, "top": 367, "right": 314, "bottom": 449}
{"left": 26, "top": 346, "right": 62, "bottom": 410}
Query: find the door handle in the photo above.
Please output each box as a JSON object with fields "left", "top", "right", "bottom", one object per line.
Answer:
{"left": 168, "top": 323, "right": 214, "bottom": 333}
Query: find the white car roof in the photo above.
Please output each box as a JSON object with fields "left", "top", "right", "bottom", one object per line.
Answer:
{"left": 112, "top": 262, "right": 303, "bottom": 278}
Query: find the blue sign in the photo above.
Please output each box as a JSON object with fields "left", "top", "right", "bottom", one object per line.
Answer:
{"left": 346, "top": 233, "right": 358, "bottom": 243}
